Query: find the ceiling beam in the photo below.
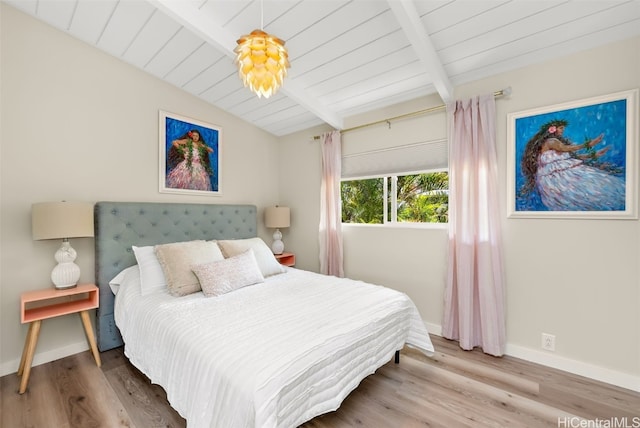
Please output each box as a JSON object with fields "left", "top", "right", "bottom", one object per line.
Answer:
{"left": 150, "top": 0, "right": 344, "bottom": 130}
{"left": 387, "top": 0, "right": 453, "bottom": 103}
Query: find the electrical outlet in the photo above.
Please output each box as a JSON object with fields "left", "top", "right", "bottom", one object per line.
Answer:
{"left": 542, "top": 333, "right": 555, "bottom": 351}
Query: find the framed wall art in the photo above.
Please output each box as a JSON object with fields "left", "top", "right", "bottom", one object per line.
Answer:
{"left": 159, "top": 110, "right": 222, "bottom": 196}
{"left": 507, "top": 89, "right": 638, "bottom": 219}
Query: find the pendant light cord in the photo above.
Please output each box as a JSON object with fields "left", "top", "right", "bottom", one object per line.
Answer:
{"left": 260, "top": 0, "right": 264, "bottom": 30}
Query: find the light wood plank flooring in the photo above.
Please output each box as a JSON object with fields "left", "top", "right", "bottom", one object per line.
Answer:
{"left": 2, "top": 335, "right": 638, "bottom": 427}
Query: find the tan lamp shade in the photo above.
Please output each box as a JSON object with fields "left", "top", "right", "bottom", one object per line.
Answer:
{"left": 32, "top": 202, "right": 94, "bottom": 240}
{"left": 264, "top": 206, "right": 290, "bottom": 229}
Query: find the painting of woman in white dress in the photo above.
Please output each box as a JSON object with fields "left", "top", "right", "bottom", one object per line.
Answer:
{"left": 519, "top": 119, "right": 625, "bottom": 211}
{"left": 159, "top": 111, "right": 221, "bottom": 195}
{"left": 509, "top": 90, "right": 638, "bottom": 218}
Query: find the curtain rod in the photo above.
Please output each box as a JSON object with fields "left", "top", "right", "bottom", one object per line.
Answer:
{"left": 312, "top": 87, "right": 512, "bottom": 140}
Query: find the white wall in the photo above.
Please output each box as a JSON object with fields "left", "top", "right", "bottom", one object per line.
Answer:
{"left": 0, "top": 5, "right": 281, "bottom": 374}
{"left": 279, "top": 37, "right": 640, "bottom": 391}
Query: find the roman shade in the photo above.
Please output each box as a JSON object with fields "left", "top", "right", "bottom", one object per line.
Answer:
{"left": 341, "top": 139, "right": 448, "bottom": 179}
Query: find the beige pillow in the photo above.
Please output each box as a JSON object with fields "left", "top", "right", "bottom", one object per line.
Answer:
{"left": 217, "top": 237, "right": 285, "bottom": 277}
{"left": 192, "top": 249, "right": 264, "bottom": 297}
{"left": 154, "top": 240, "right": 225, "bottom": 296}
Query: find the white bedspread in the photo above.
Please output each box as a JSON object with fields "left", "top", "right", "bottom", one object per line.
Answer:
{"left": 114, "top": 267, "right": 434, "bottom": 428}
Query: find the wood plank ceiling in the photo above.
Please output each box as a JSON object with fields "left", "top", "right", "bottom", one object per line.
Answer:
{"left": 6, "top": 0, "right": 640, "bottom": 136}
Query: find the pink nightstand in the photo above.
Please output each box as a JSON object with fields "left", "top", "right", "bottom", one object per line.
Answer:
{"left": 18, "top": 284, "right": 101, "bottom": 394}
{"left": 274, "top": 252, "right": 295, "bottom": 267}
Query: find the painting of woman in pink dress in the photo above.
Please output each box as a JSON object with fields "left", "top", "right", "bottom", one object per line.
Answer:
{"left": 166, "top": 130, "right": 214, "bottom": 191}
{"left": 160, "top": 111, "right": 220, "bottom": 195}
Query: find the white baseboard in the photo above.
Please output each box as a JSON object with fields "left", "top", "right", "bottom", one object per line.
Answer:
{"left": 505, "top": 343, "right": 640, "bottom": 392}
{"left": 0, "top": 341, "right": 89, "bottom": 378}
{"left": 425, "top": 322, "right": 639, "bottom": 392}
{"left": 426, "top": 322, "right": 442, "bottom": 336}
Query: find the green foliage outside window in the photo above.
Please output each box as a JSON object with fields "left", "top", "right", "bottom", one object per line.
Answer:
{"left": 342, "top": 172, "right": 448, "bottom": 224}
{"left": 396, "top": 173, "right": 448, "bottom": 223}
{"left": 341, "top": 178, "right": 384, "bottom": 223}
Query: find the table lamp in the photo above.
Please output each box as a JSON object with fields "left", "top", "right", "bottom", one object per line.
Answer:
{"left": 264, "top": 206, "right": 290, "bottom": 254}
{"left": 32, "top": 201, "right": 94, "bottom": 289}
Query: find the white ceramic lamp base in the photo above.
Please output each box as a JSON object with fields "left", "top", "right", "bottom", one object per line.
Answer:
{"left": 51, "top": 240, "right": 80, "bottom": 289}
{"left": 271, "top": 229, "right": 284, "bottom": 255}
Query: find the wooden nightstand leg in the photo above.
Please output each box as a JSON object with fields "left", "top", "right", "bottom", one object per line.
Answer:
{"left": 79, "top": 310, "right": 101, "bottom": 367}
{"left": 17, "top": 322, "right": 34, "bottom": 376}
{"left": 18, "top": 320, "right": 42, "bottom": 394}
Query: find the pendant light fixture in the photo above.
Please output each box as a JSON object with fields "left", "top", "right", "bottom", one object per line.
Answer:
{"left": 234, "top": 0, "right": 290, "bottom": 98}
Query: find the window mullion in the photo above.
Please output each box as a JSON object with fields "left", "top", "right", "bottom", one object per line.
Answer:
{"left": 383, "top": 177, "right": 388, "bottom": 223}
{"left": 391, "top": 176, "right": 397, "bottom": 223}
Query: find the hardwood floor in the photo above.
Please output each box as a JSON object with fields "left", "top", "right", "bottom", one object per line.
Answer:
{"left": 2, "top": 335, "right": 638, "bottom": 427}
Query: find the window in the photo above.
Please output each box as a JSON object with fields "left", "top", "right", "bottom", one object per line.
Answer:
{"left": 341, "top": 171, "right": 448, "bottom": 224}
{"left": 341, "top": 177, "right": 384, "bottom": 224}
{"left": 340, "top": 138, "right": 449, "bottom": 225}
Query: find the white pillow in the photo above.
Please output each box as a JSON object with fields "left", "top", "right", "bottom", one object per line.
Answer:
{"left": 108, "top": 265, "right": 139, "bottom": 295}
{"left": 217, "top": 237, "right": 285, "bottom": 277}
{"left": 192, "top": 249, "right": 264, "bottom": 297}
{"left": 132, "top": 245, "right": 167, "bottom": 295}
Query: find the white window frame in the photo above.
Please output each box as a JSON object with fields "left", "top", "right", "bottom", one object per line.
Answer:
{"left": 341, "top": 167, "right": 449, "bottom": 229}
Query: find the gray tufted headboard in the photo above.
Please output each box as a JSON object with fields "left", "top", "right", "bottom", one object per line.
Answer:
{"left": 94, "top": 201, "right": 257, "bottom": 351}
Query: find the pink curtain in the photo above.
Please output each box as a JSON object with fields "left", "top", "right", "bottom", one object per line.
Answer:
{"left": 443, "top": 94, "right": 506, "bottom": 356}
{"left": 319, "top": 130, "right": 344, "bottom": 277}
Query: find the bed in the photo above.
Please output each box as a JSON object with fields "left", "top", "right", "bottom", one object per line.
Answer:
{"left": 94, "top": 201, "right": 434, "bottom": 428}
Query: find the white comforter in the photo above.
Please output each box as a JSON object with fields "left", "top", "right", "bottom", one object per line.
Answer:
{"left": 114, "top": 267, "right": 434, "bottom": 428}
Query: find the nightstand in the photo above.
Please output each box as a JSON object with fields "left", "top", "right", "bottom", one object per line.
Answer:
{"left": 18, "top": 284, "right": 101, "bottom": 394}
{"left": 274, "top": 252, "right": 295, "bottom": 267}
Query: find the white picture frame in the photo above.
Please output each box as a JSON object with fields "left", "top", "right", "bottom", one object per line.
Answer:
{"left": 159, "top": 110, "right": 222, "bottom": 196}
{"left": 507, "top": 89, "right": 638, "bottom": 219}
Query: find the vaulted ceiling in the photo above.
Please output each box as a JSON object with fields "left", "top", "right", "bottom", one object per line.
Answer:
{"left": 6, "top": 0, "right": 640, "bottom": 136}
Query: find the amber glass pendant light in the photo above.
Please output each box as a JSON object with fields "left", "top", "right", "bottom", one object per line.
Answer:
{"left": 234, "top": 0, "right": 290, "bottom": 98}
